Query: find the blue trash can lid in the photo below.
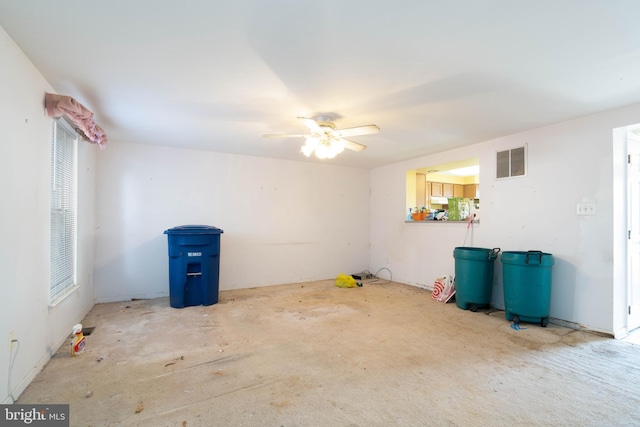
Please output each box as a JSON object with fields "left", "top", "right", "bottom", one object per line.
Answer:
{"left": 164, "top": 225, "right": 224, "bottom": 234}
{"left": 501, "top": 251, "right": 553, "bottom": 266}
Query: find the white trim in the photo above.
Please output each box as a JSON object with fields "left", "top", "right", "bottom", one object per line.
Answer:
{"left": 550, "top": 317, "right": 614, "bottom": 338}
{"left": 48, "top": 283, "right": 80, "bottom": 308}
{"left": 614, "top": 327, "right": 629, "bottom": 340}
{"left": 3, "top": 302, "right": 93, "bottom": 403}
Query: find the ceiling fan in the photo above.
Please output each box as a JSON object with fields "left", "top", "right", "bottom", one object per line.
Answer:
{"left": 263, "top": 116, "right": 380, "bottom": 159}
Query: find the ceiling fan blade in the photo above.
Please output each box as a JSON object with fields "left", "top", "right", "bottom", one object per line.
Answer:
{"left": 297, "top": 117, "right": 321, "bottom": 133}
{"left": 330, "top": 124, "right": 379, "bottom": 138}
{"left": 340, "top": 138, "right": 367, "bottom": 152}
{"left": 263, "top": 134, "right": 307, "bottom": 138}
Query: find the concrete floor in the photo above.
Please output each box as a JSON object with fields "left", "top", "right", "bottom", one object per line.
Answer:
{"left": 17, "top": 280, "right": 640, "bottom": 426}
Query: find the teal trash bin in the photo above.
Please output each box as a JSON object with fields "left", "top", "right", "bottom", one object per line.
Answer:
{"left": 501, "top": 250, "right": 554, "bottom": 327}
{"left": 453, "top": 247, "right": 500, "bottom": 311}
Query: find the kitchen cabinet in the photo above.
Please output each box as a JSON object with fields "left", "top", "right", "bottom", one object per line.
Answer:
{"left": 463, "top": 184, "right": 479, "bottom": 199}
{"left": 430, "top": 182, "right": 443, "bottom": 197}
{"left": 431, "top": 182, "right": 475, "bottom": 199}
{"left": 443, "top": 183, "right": 454, "bottom": 198}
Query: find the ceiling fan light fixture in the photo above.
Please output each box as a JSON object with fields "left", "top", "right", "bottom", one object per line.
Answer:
{"left": 305, "top": 136, "right": 320, "bottom": 148}
{"left": 301, "top": 136, "right": 320, "bottom": 157}
{"left": 301, "top": 144, "right": 314, "bottom": 157}
{"left": 301, "top": 137, "right": 346, "bottom": 160}
{"left": 301, "top": 135, "right": 344, "bottom": 159}
{"left": 315, "top": 142, "right": 330, "bottom": 159}
{"left": 266, "top": 116, "right": 375, "bottom": 159}
{"left": 330, "top": 138, "right": 345, "bottom": 154}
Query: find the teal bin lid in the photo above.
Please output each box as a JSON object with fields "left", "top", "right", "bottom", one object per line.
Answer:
{"left": 453, "top": 247, "right": 501, "bottom": 261}
{"left": 164, "top": 225, "right": 224, "bottom": 235}
{"left": 501, "top": 251, "right": 553, "bottom": 266}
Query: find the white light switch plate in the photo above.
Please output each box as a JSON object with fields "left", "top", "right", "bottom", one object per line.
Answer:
{"left": 576, "top": 202, "right": 597, "bottom": 215}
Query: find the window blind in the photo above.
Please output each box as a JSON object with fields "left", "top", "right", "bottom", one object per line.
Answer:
{"left": 50, "top": 119, "right": 77, "bottom": 302}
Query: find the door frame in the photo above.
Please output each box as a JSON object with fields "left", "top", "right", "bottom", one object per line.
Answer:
{"left": 613, "top": 124, "right": 640, "bottom": 338}
{"left": 627, "top": 129, "right": 640, "bottom": 332}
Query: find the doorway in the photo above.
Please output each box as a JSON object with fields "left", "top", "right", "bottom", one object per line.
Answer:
{"left": 613, "top": 124, "right": 640, "bottom": 339}
{"left": 627, "top": 127, "right": 640, "bottom": 332}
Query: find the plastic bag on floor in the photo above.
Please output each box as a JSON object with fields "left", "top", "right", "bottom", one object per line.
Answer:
{"left": 335, "top": 273, "right": 358, "bottom": 288}
{"left": 432, "top": 276, "right": 455, "bottom": 302}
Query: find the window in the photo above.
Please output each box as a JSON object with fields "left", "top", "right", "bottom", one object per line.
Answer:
{"left": 496, "top": 145, "right": 526, "bottom": 179}
{"left": 406, "top": 158, "right": 479, "bottom": 221}
{"left": 50, "top": 119, "right": 78, "bottom": 303}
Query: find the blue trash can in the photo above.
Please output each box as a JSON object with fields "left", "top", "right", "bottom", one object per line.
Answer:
{"left": 164, "top": 225, "right": 224, "bottom": 308}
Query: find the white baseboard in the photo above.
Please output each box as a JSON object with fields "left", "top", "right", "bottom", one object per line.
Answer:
{"left": 550, "top": 317, "right": 614, "bottom": 338}
{"left": 614, "top": 326, "right": 629, "bottom": 340}
{"left": 3, "top": 302, "right": 95, "bottom": 403}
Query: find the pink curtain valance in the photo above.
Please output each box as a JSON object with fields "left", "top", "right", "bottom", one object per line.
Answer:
{"left": 45, "top": 92, "right": 108, "bottom": 149}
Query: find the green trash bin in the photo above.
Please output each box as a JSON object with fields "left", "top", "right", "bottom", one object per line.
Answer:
{"left": 501, "top": 251, "right": 554, "bottom": 327}
{"left": 453, "top": 247, "right": 500, "bottom": 311}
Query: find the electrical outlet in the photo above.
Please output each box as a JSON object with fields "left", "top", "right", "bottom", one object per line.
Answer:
{"left": 8, "top": 331, "right": 15, "bottom": 351}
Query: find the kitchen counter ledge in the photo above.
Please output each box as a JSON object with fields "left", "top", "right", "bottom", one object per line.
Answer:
{"left": 405, "top": 220, "right": 479, "bottom": 224}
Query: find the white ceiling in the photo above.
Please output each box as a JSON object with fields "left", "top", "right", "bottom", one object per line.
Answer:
{"left": 2, "top": 1, "right": 640, "bottom": 169}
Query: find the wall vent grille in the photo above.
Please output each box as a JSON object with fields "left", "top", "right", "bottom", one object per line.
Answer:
{"left": 496, "top": 145, "right": 526, "bottom": 179}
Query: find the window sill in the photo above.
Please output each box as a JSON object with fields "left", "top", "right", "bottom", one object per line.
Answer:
{"left": 49, "top": 284, "right": 80, "bottom": 308}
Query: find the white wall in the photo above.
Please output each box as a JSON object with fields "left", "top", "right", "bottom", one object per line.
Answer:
{"left": 2, "top": 18, "right": 638, "bottom": 406}
{"left": 371, "top": 103, "right": 640, "bottom": 336}
{"left": 94, "top": 142, "right": 370, "bottom": 302}
{"left": 0, "top": 26, "right": 97, "bottom": 403}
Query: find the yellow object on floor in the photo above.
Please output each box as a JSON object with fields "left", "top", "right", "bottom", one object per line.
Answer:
{"left": 335, "top": 273, "right": 358, "bottom": 288}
